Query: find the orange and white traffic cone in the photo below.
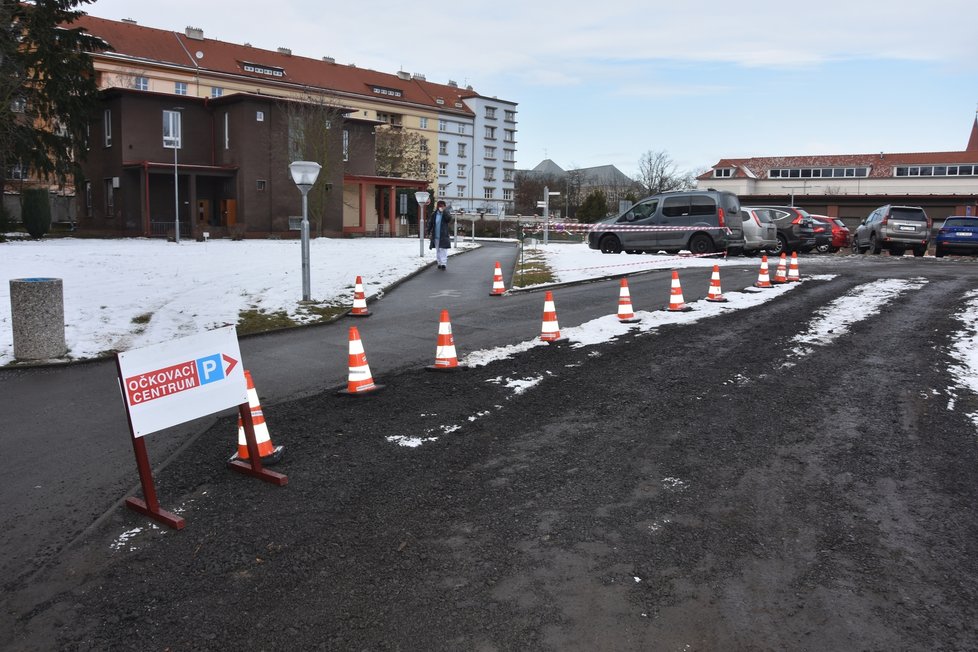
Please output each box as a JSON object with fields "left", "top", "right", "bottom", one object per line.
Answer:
{"left": 754, "top": 255, "right": 773, "bottom": 288}
{"left": 540, "top": 291, "right": 567, "bottom": 342}
{"left": 426, "top": 309, "right": 461, "bottom": 371}
{"left": 349, "top": 275, "right": 371, "bottom": 317}
{"left": 705, "top": 264, "right": 727, "bottom": 302}
{"left": 616, "top": 278, "right": 641, "bottom": 323}
{"left": 787, "top": 252, "right": 801, "bottom": 282}
{"left": 231, "top": 370, "right": 283, "bottom": 465}
{"left": 337, "top": 326, "right": 383, "bottom": 395}
{"left": 667, "top": 270, "right": 693, "bottom": 312}
{"left": 772, "top": 253, "right": 788, "bottom": 284}
{"left": 489, "top": 261, "right": 506, "bottom": 296}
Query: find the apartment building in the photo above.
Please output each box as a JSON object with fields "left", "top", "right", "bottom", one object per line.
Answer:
{"left": 64, "top": 14, "right": 517, "bottom": 236}
{"left": 698, "top": 118, "right": 978, "bottom": 226}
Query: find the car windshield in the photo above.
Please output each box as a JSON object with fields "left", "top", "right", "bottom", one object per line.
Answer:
{"left": 891, "top": 207, "right": 927, "bottom": 221}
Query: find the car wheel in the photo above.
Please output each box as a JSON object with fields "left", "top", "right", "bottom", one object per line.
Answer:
{"left": 687, "top": 234, "right": 714, "bottom": 254}
{"left": 869, "top": 234, "right": 881, "bottom": 254}
{"left": 772, "top": 235, "right": 787, "bottom": 256}
{"left": 815, "top": 243, "right": 830, "bottom": 254}
{"left": 913, "top": 245, "right": 926, "bottom": 257}
{"left": 852, "top": 239, "right": 862, "bottom": 254}
{"left": 599, "top": 234, "right": 622, "bottom": 254}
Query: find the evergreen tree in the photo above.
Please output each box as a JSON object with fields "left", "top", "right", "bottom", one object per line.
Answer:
{"left": 1, "top": 1, "right": 109, "bottom": 192}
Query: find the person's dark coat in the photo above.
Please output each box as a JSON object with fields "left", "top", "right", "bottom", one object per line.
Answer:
{"left": 427, "top": 208, "right": 453, "bottom": 249}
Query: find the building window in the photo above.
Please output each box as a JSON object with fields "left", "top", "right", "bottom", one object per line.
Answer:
{"left": 458, "top": 143, "right": 466, "bottom": 157}
{"left": 458, "top": 123, "right": 465, "bottom": 134}
{"left": 484, "top": 166, "right": 496, "bottom": 181}
{"left": 8, "top": 162, "right": 25, "bottom": 180}
{"left": 439, "top": 120, "right": 447, "bottom": 132}
{"left": 175, "top": 81, "right": 188, "bottom": 96}
{"left": 163, "top": 109, "right": 182, "bottom": 148}
{"left": 768, "top": 166, "right": 869, "bottom": 179}
{"left": 503, "top": 149, "right": 515, "bottom": 162}
{"left": 419, "top": 139, "right": 429, "bottom": 154}
{"left": 503, "top": 188, "right": 513, "bottom": 201}
{"left": 895, "top": 164, "right": 976, "bottom": 177}
{"left": 419, "top": 117, "right": 428, "bottom": 128}
{"left": 342, "top": 129, "right": 349, "bottom": 161}
{"left": 458, "top": 185, "right": 466, "bottom": 198}
{"left": 103, "top": 109, "right": 112, "bottom": 147}
{"left": 484, "top": 146, "right": 496, "bottom": 160}
{"left": 420, "top": 161, "right": 429, "bottom": 174}
{"left": 210, "top": 86, "right": 223, "bottom": 97}
{"left": 104, "top": 178, "right": 114, "bottom": 216}
{"left": 714, "top": 168, "right": 733, "bottom": 178}
{"left": 485, "top": 106, "right": 496, "bottom": 119}
{"left": 439, "top": 140, "right": 448, "bottom": 155}
{"left": 438, "top": 162, "right": 448, "bottom": 177}
{"left": 134, "top": 76, "right": 149, "bottom": 91}
{"left": 503, "top": 169, "right": 514, "bottom": 182}
{"left": 457, "top": 163, "right": 466, "bottom": 178}
{"left": 256, "top": 180, "right": 266, "bottom": 191}
{"left": 85, "top": 181, "right": 92, "bottom": 213}
{"left": 438, "top": 184, "right": 449, "bottom": 195}
{"left": 484, "top": 187, "right": 495, "bottom": 199}
{"left": 504, "top": 110, "right": 516, "bottom": 122}
{"left": 256, "top": 111, "right": 264, "bottom": 122}
{"left": 377, "top": 112, "right": 402, "bottom": 126}
{"left": 504, "top": 129, "right": 516, "bottom": 142}
{"left": 485, "top": 126, "right": 496, "bottom": 140}
{"left": 11, "top": 97, "right": 26, "bottom": 113}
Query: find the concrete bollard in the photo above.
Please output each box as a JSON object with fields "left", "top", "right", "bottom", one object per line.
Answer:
{"left": 10, "top": 277, "right": 67, "bottom": 360}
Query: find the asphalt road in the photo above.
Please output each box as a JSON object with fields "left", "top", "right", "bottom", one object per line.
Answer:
{"left": 4, "top": 251, "right": 978, "bottom": 650}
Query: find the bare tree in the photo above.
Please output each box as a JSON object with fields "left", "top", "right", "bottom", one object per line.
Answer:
{"left": 636, "top": 149, "right": 695, "bottom": 195}
{"left": 374, "top": 126, "right": 431, "bottom": 182}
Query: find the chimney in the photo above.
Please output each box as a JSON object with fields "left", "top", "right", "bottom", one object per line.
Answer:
{"left": 122, "top": 18, "right": 137, "bottom": 24}
{"left": 185, "top": 26, "right": 204, "bottom": 40}
{"left": 277, "top": 47, "right": 292, "bottom": 56}
{"left": 323, "top": 56, "right": 336, "bottom": 64}
{"left": 448, "top": 80, "right": 458, "bottom": 87}
{"left": 396, "top": 70, "right": 410, "bottom": 80}
{"left": 411, "top": 72, "right": 426, "bottom": 81}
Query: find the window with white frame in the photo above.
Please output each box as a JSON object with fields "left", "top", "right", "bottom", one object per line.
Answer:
{"left": 103, "top": 109, "right": 112, "bottom": 147}
{"left": 439, "top": 140, "right": 448, "bottom": 155}
{"left": 134, "top": 76, "right": 149, "bottom": 91}
{"left": 457, "top": 123, "right": 465, "bottom": 134}
{"left": 484, "top": 166, "right": 496, "bottom": 181}
{"left": 419, "top": 138, "right": 428, "bottom": 154}
{"left": 457, "top": 143, "right": 466, "bottom": 157}
{"left": 210, "top": 86, "right": 223, "bottom": 97}
{"left": 420, "top": 161, "right": 429, "bottom": 174}
{"left": 457, "top": 163, "right": 466, "bottom": 178}
{"left": 224, "top": 113, "right": 230, "bottom": 150}
{"left": 504, "top": 110, "right": 516, "bottom": 121}
{"left": 104, "top": 178, "right": 115, "bottom": 216}
{"left": 439, "top": 119, "right": 447, "bottom": 131}
{"left": 485, "top": 126, "right": 496, "bottom": 139}
{"left": 503, "top": 149, "right": 515, "bottom": 162}
{"left": 438, "top": 162, "right": 448, "bottom": 176}
{"left": 503, "top": 169, "right": 514, "bottom": 182}
{"left": 175, "top": 81, "right": 188, "bottom": 96}
{"left": 458, "top": 185, "right": 466, "bottom": 198}
{"left": 419, "top": 117, "right": 428, "bottom": 128}
{"left": 484, "top": 187, "right": 494, "bottom": 199}
{"left": 485, "top": 106, "right": 496, "bottom": 119}
{"left": 163, "top": 109, "right": 182, "bottom": 149}
{"left": 713, "top": 168, "right": 733, "bottom": 178}
{"left": 504, "top": 129, "right": 516, "bottom": 142}
{"left": 484, "top": 146, "right": 496, "bottom": 159}
{"left": 503, "top": 188, "right": 513, "bottom": 201}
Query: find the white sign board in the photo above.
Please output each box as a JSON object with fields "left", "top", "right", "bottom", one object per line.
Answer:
{"left": 117, "top": 326, "right": 248, "bottom": 437}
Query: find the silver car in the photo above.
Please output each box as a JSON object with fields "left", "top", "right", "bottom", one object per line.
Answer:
{"left": 852, "top": 204, "right": 931, "bottom": 256}
{"left": 739, "top": 207, "right": 778, "bottom": 255}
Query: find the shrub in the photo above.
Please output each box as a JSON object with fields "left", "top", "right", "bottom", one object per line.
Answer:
{"left": 22, "top": 189, "right": 52, "bottom": 238}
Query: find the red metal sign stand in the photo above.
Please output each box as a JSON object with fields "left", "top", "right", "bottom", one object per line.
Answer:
{"left": 227, "top": 402, "right": 288, "bottom": 486}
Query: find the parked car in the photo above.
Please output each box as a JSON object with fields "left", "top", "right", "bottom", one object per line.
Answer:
{"left": 852, "top": 205, "right": 931, "bottom": 256}
{"left": 587, "top": 189, "right": 746, "bottom": 255}
{"left": 739, "top": 207, "right": 778, "bottom": 255}
{"left": 747, "top": 206, "right": 816, "bottom": 255}
{"left": 935, "top": 216, "right": 978, "bottom": 257}
{"left": 808, "top": 217, "right": 833, "bottom": 254}
{"left": 809, "top": 214, "right": 851, "bottom": 253}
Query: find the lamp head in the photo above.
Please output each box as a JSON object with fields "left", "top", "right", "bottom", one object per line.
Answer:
{"left": 414, "top": 191, "right": 430, "bottom": 205}
{"left": 289, "top": 161, "right": 321, "bottom": 194}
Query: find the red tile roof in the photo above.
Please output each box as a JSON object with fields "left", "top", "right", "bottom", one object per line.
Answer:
{"left": 73, "top": 14, "right": 477, "bottom": 115}
{"left": 700, "top": 117, "right": 978, "bottom": 180}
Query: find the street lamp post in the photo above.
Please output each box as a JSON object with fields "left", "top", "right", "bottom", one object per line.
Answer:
{"left": 163, "top": 107, "right": 183, "bottom": 243}
{"left": 289, "top": 161, "right": 322, "bottom": 302}
{"left": 415, "top": 191, "right": 430, "bottom": 257}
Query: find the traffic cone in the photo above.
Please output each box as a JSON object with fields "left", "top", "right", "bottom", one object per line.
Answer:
{"left": 426, "top": 309, "right": 461, "bottom": 371}
{"left": 705, "top": 265, "right": 727, "bottom": 302}
{"left": 337, "top": 326, "right": 384, "bottom": 395}
{"left": 349, "top": 275, "right": 371, "bottom": 317}
{"left": 231, "top": 370, "right": 283, "bottom": 465}
{"left": 489, "top": 261, "right": 506, "bottom": 296}
{"left": 667, "top": 270, "right": 692, "bottom": 312}
{"left": 540, "top": 291, "right": 567, "bottom": 342}
{"left": 616, "top": 278, "right": 641, "bottom": 323}
{"left": 754, "top": 255, "right": 773, "bottom": 288}
{"left": 772, "top": 253, "right": 788, "bottom": 284}
{"left": 787, "top": 252, "right": 801, "bottom": 282}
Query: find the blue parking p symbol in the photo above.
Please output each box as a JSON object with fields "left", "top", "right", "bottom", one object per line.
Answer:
{"left": 196, "top": 354, "right": 225, "bottom": 385}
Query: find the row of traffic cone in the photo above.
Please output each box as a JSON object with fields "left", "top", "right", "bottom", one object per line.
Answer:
{"left": 754, "top": 252, "right": 801, "bottom": 288}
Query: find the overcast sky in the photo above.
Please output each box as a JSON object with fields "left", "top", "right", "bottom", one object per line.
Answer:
{"left": 85, "top": 0, "right": 978, "bottom": 178}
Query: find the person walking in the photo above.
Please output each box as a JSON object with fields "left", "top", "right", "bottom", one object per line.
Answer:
{"left": 427, "top": 200, "right": 453, "bottom": 270}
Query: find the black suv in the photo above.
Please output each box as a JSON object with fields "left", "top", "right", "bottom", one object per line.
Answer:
{"left": 747, "top": 206, "right": 816, "bottom": 255}
{"left": 587, "top": 190, "right": 745, "bottom": 255}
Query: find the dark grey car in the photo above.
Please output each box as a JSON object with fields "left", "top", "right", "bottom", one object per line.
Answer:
{"left": 587, "top": 190, "right": 745, "bottom": 255}
{"left": 748, "top": 206, "right": 816, "bottom": 255}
